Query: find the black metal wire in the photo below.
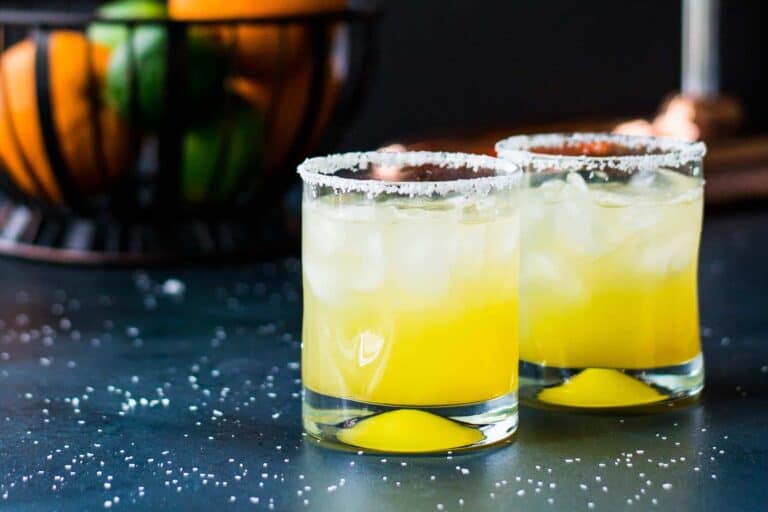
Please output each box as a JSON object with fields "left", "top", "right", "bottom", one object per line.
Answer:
{"left": 34, "top": 29, "right": 84, "bottom": 210}
{"left": 204, "top": 24, "right": 239, "bottom": 207}
{"left": 107, "top": 21, "right": 142, "bottom": 221}
{"left": 157, "top": 22, "right": 186, "bottom": 216}
{"left": 319, "top": 18, "right": 379, "bottom": 155}
{"left": 270, "top": 21, "right": 330, "bottom": 195}
{"left": 84, "top": 34, "right": 109, "bottom": 196}
{"left": 0, "top": 25, "right": 49, "bottom": 203}
{"left": 0, "top": 9, "right": 380, "bottom": 28}
{"left": 230, "top": 20, "right": 291, "bottom": 209}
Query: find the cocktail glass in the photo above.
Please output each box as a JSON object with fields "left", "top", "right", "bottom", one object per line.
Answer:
{"left": 299, "top": 151, "right": 522, "bottom": 452}
{"left": 496, "top": 133, "right": 706, "bottom": 410}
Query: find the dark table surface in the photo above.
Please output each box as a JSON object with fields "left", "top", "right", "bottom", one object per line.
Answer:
{"left": 0, "top": 208, "right": 767, "bottom": 512}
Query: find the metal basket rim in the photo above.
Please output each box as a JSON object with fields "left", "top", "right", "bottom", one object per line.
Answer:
{"left": 0, "top": 6, "right": 381, "bottom": 28}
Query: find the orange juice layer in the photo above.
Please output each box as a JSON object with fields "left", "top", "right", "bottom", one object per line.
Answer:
{"left": 520, "top": 170, "right": 703, "bottom": 370}
{"left": 302, "top": 196, "right": 519, "bottom": 406}
{"left": 303, "top": 286, "right": 518, "bottom": 406}
{"left": 521, "top": 258, "right": 700, "bottom": 368}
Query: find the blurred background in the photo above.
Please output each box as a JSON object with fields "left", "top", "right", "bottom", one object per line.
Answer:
{"left": 0, "top": 0, "right": 765, "bottom": 262}
{"left": 14, "top": 0, "right": 768, "bottom": 147}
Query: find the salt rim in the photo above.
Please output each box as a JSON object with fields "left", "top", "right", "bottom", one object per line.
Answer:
{"left": 297, "top": 151, "right": 522, "bottom": 196}
{"left": 495, "top": 133, "right": 707, "bottom": 173}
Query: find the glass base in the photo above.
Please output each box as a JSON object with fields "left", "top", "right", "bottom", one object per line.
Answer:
{"left": 520, "top": 354, "right": 704, "bottom": 411}
{"left": 303, "top": 389, "right": 518, "bottom": 454}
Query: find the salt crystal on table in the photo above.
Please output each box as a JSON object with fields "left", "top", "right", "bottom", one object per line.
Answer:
{"left": 162, "top": 279, "right": 186, "bottom": 297}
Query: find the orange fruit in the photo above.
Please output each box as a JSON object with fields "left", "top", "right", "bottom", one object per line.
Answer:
{"left": 168, "top": 0, "right": 347, "bottom": 78}
{"left": 171, "top": 0, "right": 347, "bottom": 18}
{"left": 229, "top": 43, "right": 342, "bottom": 172}
{"left": 0, "top": 31, "right": 131, "bottom": 204}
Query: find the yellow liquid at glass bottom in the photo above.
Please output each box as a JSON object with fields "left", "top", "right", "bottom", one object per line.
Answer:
{"left": 537, "top": 369, "right": 666, "bottom": 408}
{"left": 302, "top": 195, "right": 519, "bottom": 407}
{"left": 337, "top": 410, "right": 485, "bottom": 453}
{"left": 520, "top": 171, "right": 704, "bottom": 370}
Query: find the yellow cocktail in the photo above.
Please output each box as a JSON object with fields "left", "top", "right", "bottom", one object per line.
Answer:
{"left": 299, "top": 151, "right": 521, "bottom": 452}
{"left": 497, "top": 134, "right": 706, "bottom": 409}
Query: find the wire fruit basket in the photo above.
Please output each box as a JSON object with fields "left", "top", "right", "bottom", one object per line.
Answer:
{"left": 0, "top": 4, "right": 378, "bottom": 263}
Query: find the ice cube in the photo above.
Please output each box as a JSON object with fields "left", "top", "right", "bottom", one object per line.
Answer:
{"left": 460, "top": 196, "right": 498, "bottom": 224}
{"left": 391, "top": 222, "right": 456, "bottom": 302}
{"left": 455, "top": 222, "right": 488, "bottom": 276}
{"left": 566, "top": 172, "right": 589, "bottom": 192}
{"left": 637, "top": 231, "right": 698, "bottom": 275}
{"left": 537, "top": 179, "right": 568, "bottom": 201}
{"left": 521, "top": 253, "right": 583, "bottom": 303}
{"left": 629, "top": 169, "right": 703, "bottom": 204}
{"left": 552, "top": 196, "right": 600, "bottom": 255}
{"left": 618, "top": 204, "right": 666, "bottom": 237}
{"left": 488, "top": 214, "right": 520, "bottom": 262}
{"left": 628, "top": 170, "right": 658, "bottom": 190}
{"left": 532, "top": 174, "right": 621, "bottom": 258}
{"left": 342, "top": 227, "right": 386, "bottom": 293}
{"left": 304, "top": 209, "right": 347, "bottom": 257}
{"left": 303, "top": 206, "right": 386, "bottom": 303}
{"left": 303, "top": 255, "right": 340, "bottom": 304}
{"left": 591, "top": 189, "right": 633, "bottom": 207}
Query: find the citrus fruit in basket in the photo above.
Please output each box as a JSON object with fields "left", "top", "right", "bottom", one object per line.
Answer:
{"left": 182, "top": 96, "right": 266, "bottom": 204}
{"left": 88, "top": 0, "right": 167, "bottom": 50}
{"left": 106, "top": 25, "right": 227, "bottom": 129}
{"left": 228, "top": 48, "right": 342, "bottom": 172}
{"left": 168, "top": 0, "right": 347, "bottom": 79}
{"left": 0, "top": 31, "right": 131, "bottom": 203}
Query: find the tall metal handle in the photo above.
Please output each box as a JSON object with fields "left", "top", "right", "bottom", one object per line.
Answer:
{"left": 682, "top": 0, "right": 720, "bottom": 98}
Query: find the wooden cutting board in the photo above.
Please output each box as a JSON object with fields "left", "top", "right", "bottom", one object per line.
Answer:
{"left": 409, "top": 121, "right": 768, "bottom": 205}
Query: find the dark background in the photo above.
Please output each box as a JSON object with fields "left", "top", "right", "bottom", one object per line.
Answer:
{"left": 5, "top": 0, "right": 767, "bottom": 149}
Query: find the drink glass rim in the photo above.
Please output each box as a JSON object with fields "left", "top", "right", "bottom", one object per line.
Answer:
{"left": 297, "top": 151, "right": 522, "bottom": 197}
{"left": 495, "top": 133, "right": 707, "bottom": 173}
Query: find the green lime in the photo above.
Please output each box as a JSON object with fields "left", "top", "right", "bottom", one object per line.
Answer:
{"left": 106, "top": 26, "right": 227, "bottom": 129}
{"left": 88, "top": 0, "right": 166, "bottom": 50}
{"left": 182, "top": 100, "right": 266, "bottom": 204}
